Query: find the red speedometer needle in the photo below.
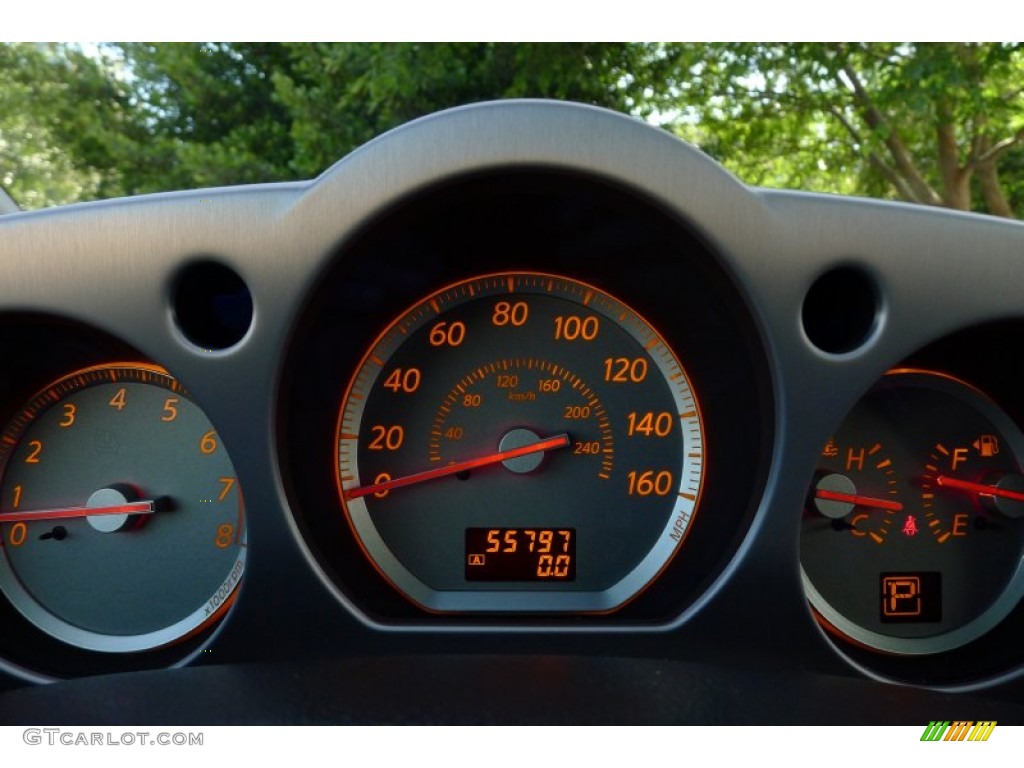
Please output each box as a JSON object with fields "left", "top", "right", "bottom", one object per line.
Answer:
{"left": 344, "top": 433, "right": 571, "bottom": 500}
{"left": 0, "top": 500, "right": 156, "bottom": 524}
{"left": 936, "top": 475, "right": 1024, "bottom": 503}
{"left": 813, "top": 489, "right": 904, "bottom": 511}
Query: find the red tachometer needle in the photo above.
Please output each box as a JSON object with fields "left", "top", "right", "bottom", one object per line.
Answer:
{"left": 936, "top": 475, "right": 1024, "bottom": 503}
{"left": 345, "top": 433, "right": 571, "bottom": 500}
{"left": 0, "top": 500, "right": 156, "bottom": 524}
{"left": 814, "top": 489, "right": 904, "bottom": 511}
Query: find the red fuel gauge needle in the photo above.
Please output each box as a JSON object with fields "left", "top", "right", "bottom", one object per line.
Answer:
{"left": 813, "top": 489, "right": 904, "bottom": 511}
{"left": 345, "top": 433, "right": 570, "bottom": 500}
{"left": 936, "top": 475, "right": 1024, "bottom": 503}
{"left": 0, "top": 500, "right": 156, "bottom": 524}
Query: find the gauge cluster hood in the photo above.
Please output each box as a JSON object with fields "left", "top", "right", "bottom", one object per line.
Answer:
{"left": 0, "top": 100, "right": 1023, "bottom": 722}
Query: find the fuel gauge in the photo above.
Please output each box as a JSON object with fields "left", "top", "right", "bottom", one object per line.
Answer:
{"left": 801, "top": 369, "right": 1024, "bottom": 655}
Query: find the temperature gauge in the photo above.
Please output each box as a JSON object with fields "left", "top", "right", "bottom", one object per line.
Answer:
{"left": 801, "top": 369, "right": 1024, "bottom": 654}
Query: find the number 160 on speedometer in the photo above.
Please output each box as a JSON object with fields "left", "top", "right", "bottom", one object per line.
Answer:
{"left": 335, "top": 272, "right": 705, "bottom": 613}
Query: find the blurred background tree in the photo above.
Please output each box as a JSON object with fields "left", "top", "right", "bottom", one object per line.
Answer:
{"left": 1, "top": 42, "right": 1021, "bottom": 217}
{"left": 664, "top": 43, "right": 1024, "bottom": 217}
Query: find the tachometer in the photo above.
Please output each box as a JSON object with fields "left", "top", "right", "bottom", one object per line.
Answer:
{"left": 335, "top": 273, "right": 704, "bottom": 612}
{"left": 0, "top": 363, "right": 245, "bottom": 652}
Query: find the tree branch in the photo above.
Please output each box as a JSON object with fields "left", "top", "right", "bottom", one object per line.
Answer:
{"left": 1001, "top": 85, "right": 1024, "bottom": 103}
{"left": 826, "top": 105, "right": 863, "bottom": 144}
{"left": 824, "top": 103, "right": 919, "bottom": 202}
{"left": 976, "top": 134, "right": 1015, "bottom": 217}
{"left": 978, "top": 163, "right": 1014, "bottom": 218}
{"left": 867, "top": 153, "right": 919, "bottom": 202}
{"left": 839, "top": 63, "right": 944, "bottom": 206}
{"left": 970, "top": 126, "right": 1024, "bottom": 167}
{"left": 936, "top": 99, "right": 971, "bottom": 210}
{"left": 969, "top": 127, "right": 985, "bottom": 165}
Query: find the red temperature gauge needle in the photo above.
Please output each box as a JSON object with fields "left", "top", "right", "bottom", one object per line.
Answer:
{"left": 936, "top": 475, "right": 1024, "bottom": 503}
{"left": 345, "top": 433, "right": 570, "bottom": 500}
{"left": 0, "top": 500, "right": 156, "bottom": 524}
{"left": 813, "top": 489, "right": 904, "bottom": 511}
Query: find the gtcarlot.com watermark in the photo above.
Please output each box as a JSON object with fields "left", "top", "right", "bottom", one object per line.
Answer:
{"left": 23, "top": 729, "right": 203, "bottom": 746}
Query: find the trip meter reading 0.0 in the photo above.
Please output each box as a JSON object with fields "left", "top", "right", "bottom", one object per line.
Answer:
{"left": 335, "top": 273, "right": 704, "bottom": 613}
{"left": 464, "top": 528, "right": 576, "bottom": 582}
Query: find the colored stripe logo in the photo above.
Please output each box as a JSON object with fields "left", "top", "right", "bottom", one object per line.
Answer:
{"left": 920, "top": 721, "right": 996, "bottom": 741}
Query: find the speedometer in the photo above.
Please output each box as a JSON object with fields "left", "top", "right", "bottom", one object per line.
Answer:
{"left": 335, "top": 272, "right": 704, "bottom": 612}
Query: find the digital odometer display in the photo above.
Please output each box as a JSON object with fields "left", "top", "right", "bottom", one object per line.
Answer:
{"left": 465, "top": 528, "right": 575, "bottom": 581}
{"left": 335, "top": 272, "right": 706, "bottom": 613}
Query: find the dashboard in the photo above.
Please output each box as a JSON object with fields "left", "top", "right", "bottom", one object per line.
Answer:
{"left": 0, "top": 99, "right": 1023, "bottom": 724}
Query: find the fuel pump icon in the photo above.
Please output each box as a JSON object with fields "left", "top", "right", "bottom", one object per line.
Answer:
{"left": 974, "top": 434, "right": 999, "bottom": 457}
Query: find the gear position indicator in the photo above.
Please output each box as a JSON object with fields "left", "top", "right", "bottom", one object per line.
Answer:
{"left": 802, "top": 368, "right": 1024, "bottom": 654}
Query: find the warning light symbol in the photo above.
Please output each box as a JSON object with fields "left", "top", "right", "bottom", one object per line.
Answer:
{"left": 467, "top": 554, "right": 486, "bottom": 566}
{"left": 902, "top": 515, "right": 919, "bottom": 537}
{"left": 973, "top": 434, "right": 999, "bottom": 457}
{"left": 822, "top": 439, "right": 839, "bottom": 458}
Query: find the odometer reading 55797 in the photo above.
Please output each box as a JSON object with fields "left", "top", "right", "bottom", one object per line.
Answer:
{"left": 466, "top": 528, "right": 575, "bottom": 581}
{"left": 335, "top": 272, "right": 705, "bottom": 613}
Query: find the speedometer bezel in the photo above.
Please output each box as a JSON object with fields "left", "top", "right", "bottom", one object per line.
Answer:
{"left": 335, "top": 271, "right": 706, "bottom": 613}
{"left": 279, "top": 166, "right": 774, "bottom": 625}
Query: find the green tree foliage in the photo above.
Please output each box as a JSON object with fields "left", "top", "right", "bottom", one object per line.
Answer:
{"left": 1, "top": 42, "right": 659, "bottom": 207}
{"left": 2, "top": 42, "right": 1022, "bottom": 218}
{"left": 0, "top": 43, "right": 137, "bottom": 207}
{"left": 664, "top": 43, "right": 1024, "bottom": 217}
{"left": 272, "top": 42, "right": 663, "bottom": 176}
{"left": 117, "top": 43, "right": 298, "bottom": 190}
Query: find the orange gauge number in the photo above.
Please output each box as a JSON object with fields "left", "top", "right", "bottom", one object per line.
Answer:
{"left": 335, "top": 272, "right": 705, "bottom": 613}
{"left": 0, "top": 363, "right": 245, "bottom": 652}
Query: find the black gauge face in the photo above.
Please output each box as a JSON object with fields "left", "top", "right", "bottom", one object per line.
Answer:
{"left": 0, "top": 364, "right": 245, "bottom": 652}
{"left": 335, "top": 273, "right": 705, "bottom": 612}
{"left": 801, "top": 369, "right": 1024, "bottom": 654}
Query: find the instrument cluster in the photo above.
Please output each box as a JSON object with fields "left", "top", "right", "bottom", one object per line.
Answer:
{"left": 0, "top": 101, "right": 1023, "bottom": 720}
